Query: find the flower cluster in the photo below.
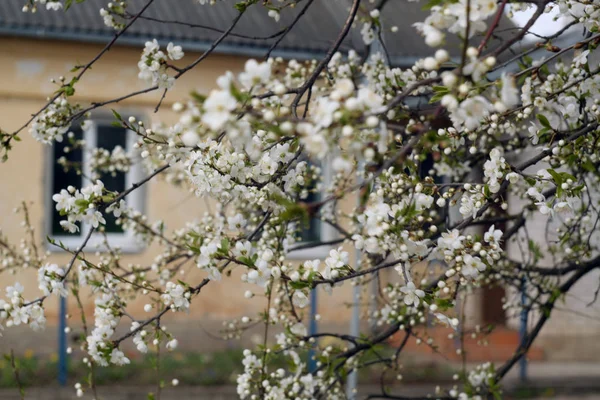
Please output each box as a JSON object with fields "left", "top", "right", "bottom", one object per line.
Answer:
{"left": 161, "top": 282, "right": 190, "bottom": 311}
{"left": 138, "top": 40, "right": 184, "bottom": 89}
{"left": 29, "top": 96, "right": 78, "bottom": 144}
{"left": 88, "top": 145, "right": 132, "bottom": 179}
{"left": 483, "top": 148, "right": 507, "bottom": 194}
{"left": 557, "top": 0, "right": 600, "bottom": 32}
{"left": 22, "top": 0, "right": 63, "bottom": 12}
{"left": 447, "top": 362, "right": 495, "bottom": 399}
{"left": 414, "top": 0, "right": 498, "bottom": 47}
{"left": 132, "top": 322, "right": 149, "bottom": 353}
{"left": 6, "top": 2, "right": 600, "bottom": 399}
{"left": 52, "top": 180, "right": 107, "bottom": 233}
{"left": 244, "top": 248, "right": 274, "bottom": 288}
{"left": 99, "top": 2, "right": 127, "bottom": 30}
{"left": 87, "top": 291, "right": 129, "bottom": 366}
{"left": 200, "top": 59, "right": 271, "bottom": 132}
{"left": 350, "top": 169, "right": 435, "bottom": 274}
{"left": 236, "top": 346, "right": 331, "bottom": 400}
{"left": 37, "top": 263, "right": 68, "bottom": 297}
{"left": 288, "top": 248, "right": 352, "bottom": 294}
{"left": 459, "top": 184, "right": 486, "bottom": 219}
{"left": 0, "top": 283, "right": 46, "bottom": 331}
{"left": 437, "top": 225, "right": 503, "bottom": 281}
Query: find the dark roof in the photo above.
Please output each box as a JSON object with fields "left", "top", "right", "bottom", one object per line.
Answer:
{"left": 0, "top": 0, "right": 515, "bottom": 66}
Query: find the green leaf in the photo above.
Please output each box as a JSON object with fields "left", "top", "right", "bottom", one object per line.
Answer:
{"left": 547, "top": 169, "right": 561, "bottom": 182}
{"left": 237, "top": 256, "right": 253, "bottom": 266}
{"left": 186, "top": 244, "right": 200, "bottom": 254}
{"left": 483, "top": 185, "right": 491, "bottom": 197}
{"left": 560, "top": 171, "right": 576, "bottom": 182}
{"left": 111, "top": 109, "right": 122, "bottom": 121}
{"left": 581, "top": 160, "right": 598, "bottom": 173}
{"left": 234, "top": 0, "right": 258, "bottom": 12}
{"left": 289, "top": 281, "right": 310, "bottom": 290}
{"left": 432, "top": 85, "right": 449, "bottom": 93}
{"left": 190, "top": 90, "right": 207, "bottom": 103}
{"left": 271, "top": 194, "right": 309, "bottom": 226}
{"left": 528, "top": 240, "right": 543, "bottom": 263}
{"left": 75, "top": 198, "right": 89, "bottom": 207}
{"left": 525, "top": 177, "right": 537, "bottom": 186}
{"left": 64, "top": 86, "right": 75, "bottom": 96}
{"left": 436, "top": 298, "right": 454, "bottom": 311}
{"left": 220, "top": 238, "right": 230, "bottom": 253}
{"left": 422, "top": 0, "right": 446, "bottom": 10}
{"left": 537, "top": 114, "right": 551, "bottom": 130}
{"left": 429, "top": 92, "right": 447, "bottom": 104}
{"left": 547, "top": 169, "right": 563, "bottom": 196}
{"left": 229, "top": 82, "right": 250, "bottom": 103}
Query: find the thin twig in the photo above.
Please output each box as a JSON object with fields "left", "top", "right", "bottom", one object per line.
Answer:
{"left": 9, "top": 349, "right": 25, "bottom": 400}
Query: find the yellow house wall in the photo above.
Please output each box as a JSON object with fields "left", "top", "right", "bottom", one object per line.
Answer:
{"left": 0, "top": 37, "right": 357, "bottom": 354}
{"left": 1, "top": 37, "right": 599, "bottom": 362}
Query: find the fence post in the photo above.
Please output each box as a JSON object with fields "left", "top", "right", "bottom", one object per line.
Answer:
{"left": 347, "top": 22, "right": 389, "bottom": 398}
{"left": 519, "top": 277, "right": 528, "bottom": 382}
{"left": 308, "top": 288, "right": 318, "bottom": 372}
{"left": 58, "top": 294, "right": 68, "bottom": 386}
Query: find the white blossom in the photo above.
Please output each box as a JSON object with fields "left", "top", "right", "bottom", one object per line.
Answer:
{"left": 239, "top": 59, "right": 271, "bottom": 90}
{"left": 38, "top": 263, "right": 68, "bottom": 297}
{"left": 400, "top": 281, "right": 425, "bottom": 306}
{"left": 167, "top": 42, "right": 184, "bottom": 60}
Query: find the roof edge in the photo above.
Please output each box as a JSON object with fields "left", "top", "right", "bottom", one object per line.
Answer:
{"left": 0, "top": 25, "right": 419, "bottom": 67}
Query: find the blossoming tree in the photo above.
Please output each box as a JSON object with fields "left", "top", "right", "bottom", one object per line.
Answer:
{"left": 1, "top": 0, "right": 600, "bottom": 398}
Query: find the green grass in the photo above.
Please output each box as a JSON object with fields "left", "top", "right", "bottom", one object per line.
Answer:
{"left": 510, "top": 386, "right": 557, "bottom": 399}
{"left": 0, "top": 349, "right": 248, "bottom": 388}
{"left": 0, "top": 347, "right": 455, "bottom": 388}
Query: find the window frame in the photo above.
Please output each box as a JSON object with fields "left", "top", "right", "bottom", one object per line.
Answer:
{"left": 286, "top": 159, "right": 338, "bottom": 260}
{"left": 45, "top": 113, "right": 146, "bottom": 253}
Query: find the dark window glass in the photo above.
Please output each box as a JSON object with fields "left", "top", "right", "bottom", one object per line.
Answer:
{"left": 419, "top": 151, "right": 448, "bottom": 184}
{"left": 419, "top": 152, "right": 448, "bottom": 225}
{"left": 299, "top": 190, "right": 321, "bottom": 243}
{"left": 96, "top": 125, "right": 128, "bottom": 234}
{"left": 299, "top": 160, "right": 323, "bottom": 243}
{"left": 419, "top": 153, "right": 435, "bottom": 180}
{"left": 51, "top": 128, "right": 83, "bottom": 236}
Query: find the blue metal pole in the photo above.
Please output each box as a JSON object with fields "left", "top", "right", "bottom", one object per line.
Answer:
{"left": 519, "top": 277, "right": 528, "bottom": 382}
{"left": 308, "top": 288, "right": 318, "bottom": 372}
{"left": 347, "top": 162, "right": 364, "bottom": 399}
{"left": 346, "top": 23, "right": 388, "bottom": 399}
{"left": 347, "top": 274, "right": 361, "bottom": 399}
{"left": 58, "top": 295, "right": 68, "bottom": 386}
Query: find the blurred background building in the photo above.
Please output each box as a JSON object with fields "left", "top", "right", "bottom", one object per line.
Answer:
{"left": 0, "top": 0, "right": 598, "bottom": 381}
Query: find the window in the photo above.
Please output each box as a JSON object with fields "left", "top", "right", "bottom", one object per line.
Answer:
{"left": 46, "top": 116, "right": 145, "bottom": 252}
{"left": 287, "top": 160, "right": 336, "bottom": 259}
{"left": 298, "top": 188, "right": 322, "bottom": 244}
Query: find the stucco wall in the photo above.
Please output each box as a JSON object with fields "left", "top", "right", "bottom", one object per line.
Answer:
{"left": 0, "top": 37, "right": 357, "bottom": 355}
{"left": 1, "top": 37, "right": 599, "bottom": 362}
{"left": 504, "top": 150, "right": 600, "bottom": 360}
